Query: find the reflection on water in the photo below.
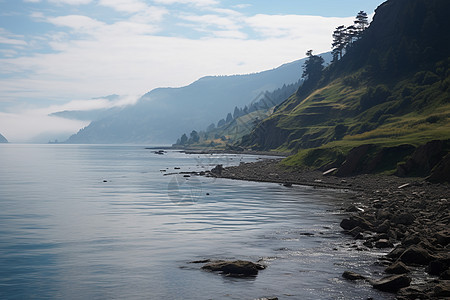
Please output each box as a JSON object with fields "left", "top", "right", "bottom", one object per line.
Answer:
{"left": 0, "top": 145, "right": 393, "bottom": 299}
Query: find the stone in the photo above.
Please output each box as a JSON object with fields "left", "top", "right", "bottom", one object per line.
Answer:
{"left": 210, "top": 164, "right": 224, "bottom": 176}
{"left": 433, "top": 282, "right": 450, "bottom": 297}
{"left": 385, "top": 261, "right": 410, "bottom": 274}
{"left": 433, "top": 230, "right": 450, "bottom": 246}
{"left": 375, "top": 239, "right": 394, "bottom": 248}
{"left": 375, "top": 220, "right": 390, "bottom": 233}
{"left": 347, "top": 226, "right": 364, "bottom": 239}
{"left": 427, "top": 258, "right": 450, "bottom": 276}
{"left": 440, "top": 269, "right": 450, "bottom": 279}
{"left": 201, "top": 260, "right": 266, "bottom": 277}
{"left": 340, "top": 216, "right": 373, "bottom": 231}
{"left": 345, "top": 205, "right": 360, "bottom": 212}
{"left": 342, "top": 271, "right": 366, "bottom": 281}
{"left": 399, "top": 245, "right": 433, "bottom": 265}
{"left": 387, "top": 246, "right": 406, "bottom": 260}
{"left": 402, "top": 234, "right": 422, "bottom": 247}
{"left": 392, "top": 213, "right": 415, "bottom": 225}
{"left": 372, "top": 274, "right": 411, "bottom": 293}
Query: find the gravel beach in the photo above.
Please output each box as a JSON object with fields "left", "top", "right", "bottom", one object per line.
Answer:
{"left": 208, "top": 158, "right": 450, "bottom": 299}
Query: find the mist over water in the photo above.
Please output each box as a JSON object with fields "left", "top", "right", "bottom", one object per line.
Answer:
{"left": 0, "top": 145, "right": 393, "bottom": 299}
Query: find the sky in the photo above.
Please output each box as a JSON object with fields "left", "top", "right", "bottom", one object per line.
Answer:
{"left": 0, "top": 0, "right": 386, "bottom": 142}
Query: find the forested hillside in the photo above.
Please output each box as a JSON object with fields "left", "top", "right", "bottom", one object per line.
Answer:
{"left": 238, "top": 0, "right": 450, "bottom": 178}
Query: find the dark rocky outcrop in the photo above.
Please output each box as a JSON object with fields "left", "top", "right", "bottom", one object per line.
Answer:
{"left": 336, "top": 144, "right": 417, "bottom": 177}
{"left": 0, "top": 133, "right": 8, "bottom": 143}
{"left": 397, "top": 140, "right": 449, "bottom": 177}
{"left": 201, "top": 260, "right": 266, "bottom": 277}
{"left": 336, "top": 144, "right": 374, "bottom": 176}
{"left": 427, "top": 153, "right": 450, "bottom": 183}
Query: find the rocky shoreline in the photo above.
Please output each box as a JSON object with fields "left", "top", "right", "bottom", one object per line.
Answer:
{"left": 208, "top": 159, "right": 450, "bottom": 299}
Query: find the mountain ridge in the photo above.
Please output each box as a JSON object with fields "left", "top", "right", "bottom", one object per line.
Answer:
{"left": 65, "top": 53, "right": 331, "bottom": 144}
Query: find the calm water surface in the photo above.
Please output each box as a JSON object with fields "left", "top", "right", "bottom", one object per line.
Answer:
{"left": 0, "top": 145, "right": 394, "bottom": 299}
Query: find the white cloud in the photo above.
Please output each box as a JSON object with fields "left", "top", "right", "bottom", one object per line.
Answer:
{"left": 23, "top": 0, "right": 42, "bottom": 2}
{"left": 153, "top": 0, "right": 219, "bottom": 6}
{"left": 47, "top": 15, "right": 105, "bottom": 31}
{"left": 247, "top": 14, "right": 354, "bottom": 40}
{"left": 98, "top": 0, "right": 151, "bottom": 13}
{"left": 48, "top": 0, "right": 93, "bottom": 5}
{"left": 180, "top": 14, "right": 241, "bottom": 31}
{"left": 0, "top": 28, "right": 27, "bottom": 46}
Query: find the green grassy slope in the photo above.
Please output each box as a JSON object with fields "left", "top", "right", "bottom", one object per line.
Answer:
{"left": 239, "top": 0, "right": 450, "bottom": 175}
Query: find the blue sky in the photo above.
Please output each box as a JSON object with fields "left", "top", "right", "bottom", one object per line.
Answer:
{"left": 0, "top": 0, "right": 386, "bottom": 142}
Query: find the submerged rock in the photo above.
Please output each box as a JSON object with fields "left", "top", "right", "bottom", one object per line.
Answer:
{"left": 201, "top": 260, "right": 266, "bottom": 277}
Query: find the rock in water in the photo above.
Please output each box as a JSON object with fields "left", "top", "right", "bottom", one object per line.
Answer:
{"left": 342, "top": 271, "right": 366, "bottom": 280}
{"left": 372, "top": 274, "right": 411, "bottom": 293}
{"left": 385, "top": 261, "right": 410, "bottom": 274}
{"left": 201, "top": 260, "right": 266, "bottom": 277}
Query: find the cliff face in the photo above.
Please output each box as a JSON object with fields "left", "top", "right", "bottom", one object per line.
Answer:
{"left": 239, "top": 0, "right": 450, "bottom": 177}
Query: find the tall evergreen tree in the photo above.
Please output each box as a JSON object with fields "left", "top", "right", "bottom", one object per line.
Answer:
{"left": 354, "top": 11, "right": 369, "bottom": 34}
{"left": 332, "top": 25, "right": 347, "bottom": 61}
{"left": 302, "top": 50, "right": 325, "bottom": 83}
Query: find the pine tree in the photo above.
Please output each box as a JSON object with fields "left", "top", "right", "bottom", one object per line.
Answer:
{"left": 302, "top": 50, "right": 324, "bottom": 82}
{"left": 332, "top": 25, "right": 347, "bottom": 61}
{"left": 354, "top": 11, "right": 368, "bottom": 34}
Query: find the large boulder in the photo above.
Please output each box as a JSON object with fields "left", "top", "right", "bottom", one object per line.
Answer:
{"left": 201, "top": 260, "right": 266, "bottom": 277}
{"left": 385, "top": 261, "right": 410, "bottom": 274}
{"left": 372, "top": 274, "right": 411, "bottom": 293}
{"left": 340, "top": 216, "right": 373, "bottom": 231}
{"left": 342, "top": 271, "right": 366, "bottom": 281}
{"left": 399, "top": 245, "right": 433, "bottom": 265}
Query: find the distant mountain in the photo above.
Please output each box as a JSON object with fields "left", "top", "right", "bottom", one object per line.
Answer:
{"left": 239, "top": 0, "right": 450, "bottom": 177}
{"left": 0, "top": 133, "right": 8, "bottom": 143}
{"left": 65, "top": 53, "right": 331, "bottom": 144}
{"left": 173, "top": 80, "right": 302, "bottom": 148}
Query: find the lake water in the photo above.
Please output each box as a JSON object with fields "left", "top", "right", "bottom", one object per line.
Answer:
{"left": 0, "top": 144, "right": 394, "bottom": 299}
